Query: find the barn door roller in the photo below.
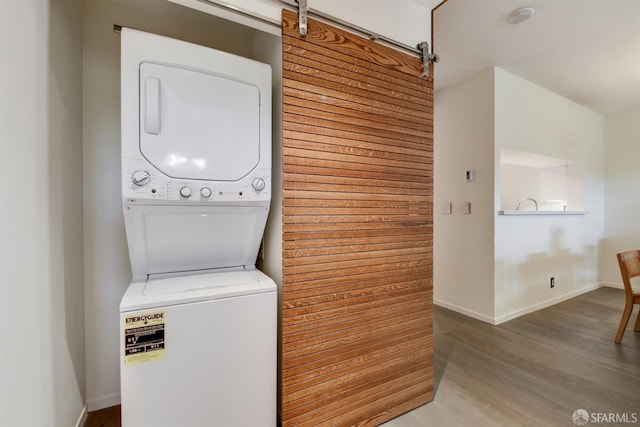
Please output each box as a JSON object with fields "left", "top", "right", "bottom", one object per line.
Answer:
{"left": 298, "top": 0, "right": 308, "bottom": 36}
{"left": 418, "top": 41, "right": 440, "bottom": 77}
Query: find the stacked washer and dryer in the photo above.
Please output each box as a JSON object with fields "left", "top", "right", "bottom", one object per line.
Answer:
{"left": 119, "top": 29, "right": 276, "bottom": 426}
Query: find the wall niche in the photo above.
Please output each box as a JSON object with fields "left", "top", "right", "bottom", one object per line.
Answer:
{"left": 500, "top": 149, "right": 584, "bottom": 214}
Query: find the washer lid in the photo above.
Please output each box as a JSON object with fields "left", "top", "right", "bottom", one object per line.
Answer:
{"left": 139, "top": 62, "right": 261, "bottom": 181}
{"left": 144, "top": 269, "right": 261, "bottom": 295}
{"left": 120, "top": 269, "right": 277, "bottom": 313}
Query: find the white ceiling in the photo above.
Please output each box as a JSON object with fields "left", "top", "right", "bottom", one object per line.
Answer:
{"left": 430, "top": 0, "right": 640, "bottom": 115}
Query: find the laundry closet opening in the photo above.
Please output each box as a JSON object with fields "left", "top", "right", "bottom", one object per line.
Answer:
{"left": 82, "top": 0, "right": 283, "bottom": 414}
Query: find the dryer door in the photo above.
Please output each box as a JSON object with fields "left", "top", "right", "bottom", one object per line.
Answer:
{"left": 139, "top": 62, "right": 261, "bottom": 181}
{"left": 123, "top": 204, "right": 269, "bottom": 278}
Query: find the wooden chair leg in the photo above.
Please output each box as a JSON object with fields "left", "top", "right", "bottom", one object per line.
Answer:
{"left": 615, "top": 303, "right": 633, "bottom": 344}
{"left": 634, "top": 308, "right": 640, "bottom": 332}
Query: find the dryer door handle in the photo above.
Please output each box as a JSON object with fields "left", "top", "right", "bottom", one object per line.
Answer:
{"left": 145, "top": 77, "right": 161, "bottom": 135}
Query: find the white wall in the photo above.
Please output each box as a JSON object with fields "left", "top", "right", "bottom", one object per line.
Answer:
{"left": 50, "top": 0, "right": 86, "bottom": 423}
{"left": 434, "top": 67, "right": 605, "bottom": 325}
{"left": 82, "top": 0, "right": 281, "bottom": 410}
{"left": 0, "top": 2, "right": 52, "bottom": 424}
{"left": 494, "top": 68, "right": 604, "bottom": 322}
{"left": 1, "top": 0, "right": 85, "bottom": 425}
{"left": 602, "top": 108, "right": 640, "bottom": 285}
{"left": 434, "top": 68, "right": 495, "bottom": 323}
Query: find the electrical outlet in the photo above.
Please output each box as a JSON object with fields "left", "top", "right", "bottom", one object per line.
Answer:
{"left": 550, "top": 276, "right": 555, "bottom": 288}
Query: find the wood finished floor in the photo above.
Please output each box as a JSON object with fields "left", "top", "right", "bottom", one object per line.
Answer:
{"left": 86, "top": 287, "right": 639, "bottom": 427}
{"left": 383, "top": 287, "right": 640, "bottom": 427}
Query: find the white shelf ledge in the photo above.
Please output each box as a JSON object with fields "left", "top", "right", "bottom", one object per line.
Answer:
{"left": 498, "top": 210, "right": 586, "bottom": 216}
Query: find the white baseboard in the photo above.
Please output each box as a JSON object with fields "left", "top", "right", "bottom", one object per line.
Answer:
{"left": 87, "top": 393, "right": 121, "bottom": 412}
{"left": 433, "top": 299, "right": 496, "bottom": 325}
{"left": 494, "top": 283, "right": 602, "bottom": 325}
{"left": 75, "top": 406, "right": 87, "bottom": 427}
{"left": 436, "top": 283, "right": 606, "bottom": 326}
{"left": 601, "top": 281, "right": 624, "bottom": 290}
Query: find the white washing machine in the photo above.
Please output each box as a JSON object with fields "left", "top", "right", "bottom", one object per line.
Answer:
{"left": 119, "top": 29, "right": 276, "bottom": 427}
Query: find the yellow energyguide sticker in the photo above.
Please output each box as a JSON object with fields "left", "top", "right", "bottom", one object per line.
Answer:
{"left": 124, "top": 311, "right": 165, "bottom": 366}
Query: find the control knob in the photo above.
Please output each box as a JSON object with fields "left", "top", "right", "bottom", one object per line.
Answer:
{"left": 179, "top": 186, "right": 192, "bottom": 198}
{"left": 200, "top": 187, "right": 212, "bottom": 198}
{"left": 131, "top": 170, "right": 151, "bottom": 186}
{"left": 251, "top": 177, "right": 266, "bottom": 192}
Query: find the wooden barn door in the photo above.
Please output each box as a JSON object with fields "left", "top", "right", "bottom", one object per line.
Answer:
{"left": 281, "top": 9, "right": 434, "bottom": 426}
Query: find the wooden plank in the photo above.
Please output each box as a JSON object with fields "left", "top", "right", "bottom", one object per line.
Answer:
{"left": 282, "top": 277, "right": 432, "bottom": 312}
{"left": 281, "top": 8, "right": 433, "bottom": 426}
{"left": 283, "top": 300, "right": 431, "bottom": 346}
{"left": 282, "top": 285, "right": 432, "bottom": 321}
{"left": 282, "top": 65, "right": 433, "bottom": 115}
{"left": 282, "top": 10, "right": 426, "bottom": 82}
{"left": 283, "top": 127, "right": 432, "bottom": 157}
{"left": 282, "top": 58, "right": 432, "bottom": 110}
{"left": 282, "top": 319, "right": 432, "bottom": 375}
{"left": 282, "top": 230, "right": 431, "bottom": 248}
{"left": 350, "top": 391, "right": 434, "bottom": 427}
{"left": 284, "top": 199, "right": 431, "bottom": 211}
{"left": 283, "top": 226, "right": 433, "bottom": 243}
{"left": 284, "top": 154, "right": 431, "bottom": 178}
{"left": 285, "top": 337, "right": 431, "bottom": 402}
{"left": 282, "top": 267, "right": 432, "bottom": 298}
{"left": 283, "top": 189, "right": 432, "bottom": 202}
{"left": 284, "top": 198, "right": 432, "bottom": 209}
{"left": 283, "top": 90, "right": 431, "bottom": 136}
{"left": 283, "top": 77, "right": 431, "bottom": 121}
{"left": 282, "top": 40, "right": 431, "bottom": 98}
{"left": 283, "top": 129, "right": 431, "bottom": 164}
{"left": 284, "top": 166, "right": 432, "bottom": 186}
{"left": 290, "top": 365, "right": 433, "bottom": 427}
{"left": 282, "top": 302, "right": 431, "bottom": 350}
{"left": 282, "top": 87, "right": 433, "bottom": 142}
{"left": 283, "top": 146, "right": 430, "bottom": 173}
{"left": 283, "top": 222, "right": 431, "bottom": 236}
{"left": 283, "top": 246, "right": 431, "bottom": 267}
{"left": 284, "top": 348, "right": 433, "bottom": 407}
{"left": 335, "top": 380, "right": 433, "bottom": 427}
{"left": 283, "top": 257, "right": 433, "bottom": 286}
{"left": 282, "top": 309, "right": 431, "bottom": 355}
{"left": 283, "top": 250, "right": 431, "bottom": 275}
{"left": 283, "top": 129, "right": 432, "bottom": 158}
{"left": 284, "top": 362, "right": 432, "bottom": 426}
{"left": 282, "top": 323, "right": 430, "bottom": 374}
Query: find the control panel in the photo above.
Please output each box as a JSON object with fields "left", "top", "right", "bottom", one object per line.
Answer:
{"left": 122, "top": 158, "right": 270, "bottom": 204}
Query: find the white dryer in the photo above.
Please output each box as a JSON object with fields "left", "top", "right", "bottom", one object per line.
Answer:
{"left": 119, "top": 29, "right": 276, "bottom": 427}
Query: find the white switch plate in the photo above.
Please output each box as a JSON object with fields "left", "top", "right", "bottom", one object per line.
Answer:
{"left": 462, "top": 202, "right": 471, "bottom": 214}
{"left": 441, "top": 202, "right": 452, "bottom": 214}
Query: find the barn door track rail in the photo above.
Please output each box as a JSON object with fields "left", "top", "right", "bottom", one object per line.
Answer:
{"left": 280, "top": 0, "right": 438, "bottom": 77}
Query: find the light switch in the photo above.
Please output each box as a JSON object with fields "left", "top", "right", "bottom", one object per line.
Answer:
{"left": 465, "top": 169, "right": 474, "bottom": 182}
{"left": 462, "top": 202, "right": 471, "bottom": 214}
{"left": 441, "top": 202, "right": 452, "bottom": 214}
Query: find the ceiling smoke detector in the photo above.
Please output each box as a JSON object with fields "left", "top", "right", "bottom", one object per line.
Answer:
{"left": 506, "top": 6, "right": 536, "bottom": 24}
